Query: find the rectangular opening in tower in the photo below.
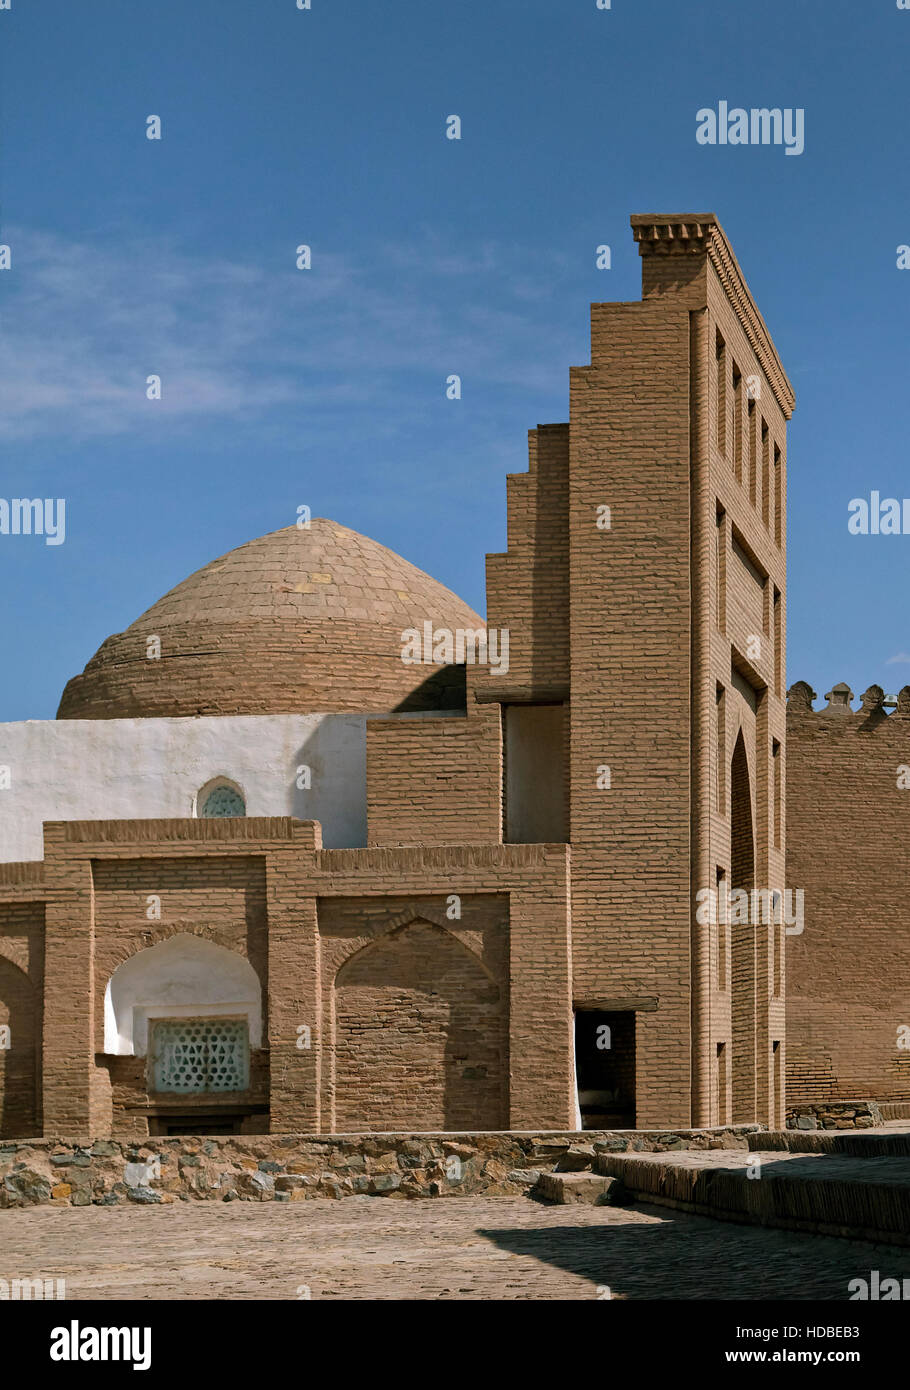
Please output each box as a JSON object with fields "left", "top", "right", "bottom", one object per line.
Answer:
{"left": 503, "top": 702, "right": 567, "bottom": 843}
{"left": 573, "top": 1010, "right": 636, "bottom": 1129}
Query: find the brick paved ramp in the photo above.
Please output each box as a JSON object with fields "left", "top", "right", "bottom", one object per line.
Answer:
{"left": 4, "top": 1196, "right": 910, "bottom": 1299}
{"left": 595, "top": 1148, "right": 910, "bottom": 1246}
{"left": 756, "top": 1126, "right": 910, "bottom": 1155}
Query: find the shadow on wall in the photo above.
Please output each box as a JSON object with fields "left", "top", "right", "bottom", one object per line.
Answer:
{"left": 0, "top": 957, "right": 38, "bottom": 1140}
{"left": 291, "top": 717, "right": 367, "bottom": 847}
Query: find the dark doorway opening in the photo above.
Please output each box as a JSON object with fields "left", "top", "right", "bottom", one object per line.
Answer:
{"left": 148, "top": 1112, "right": 253, "bottom": 1136}
{"left": 574, "top": 1010, "right": 635, "bottom": 1129}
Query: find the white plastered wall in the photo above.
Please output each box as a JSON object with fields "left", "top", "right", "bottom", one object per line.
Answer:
{"left": 0, "top": 712, "right": 367, "bottom": 862}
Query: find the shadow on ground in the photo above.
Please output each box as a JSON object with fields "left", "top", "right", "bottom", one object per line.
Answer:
{"left": 478, "top": 1203, "right": 910, "bottom": 1300}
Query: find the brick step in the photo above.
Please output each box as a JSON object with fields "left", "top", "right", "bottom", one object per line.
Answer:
{"left": 880, "top": 1102, "right": 910, "bottom": 1121}
{"left": 593, "top": 1150, "right": 910, "bottom": 1245}
{"left": 752, "top": 1130, "right": 910, "bottom": 1157}
{"left": 533, "top": 1171, "right": 629, "bottom": 1206}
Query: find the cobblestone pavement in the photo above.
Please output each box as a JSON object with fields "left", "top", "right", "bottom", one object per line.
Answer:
{"left": 3, "top": 1196, "right": 909, "bottom": 1300}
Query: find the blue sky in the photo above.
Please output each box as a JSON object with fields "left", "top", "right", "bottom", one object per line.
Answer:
{"left": 2, "top": 0, "right": 909, "bottom": 719}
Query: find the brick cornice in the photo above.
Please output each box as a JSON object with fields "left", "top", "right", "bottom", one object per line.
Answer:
{"left": 631, "top": 213, "right": 795, "bottom": 420}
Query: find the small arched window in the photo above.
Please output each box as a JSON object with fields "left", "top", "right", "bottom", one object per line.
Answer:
{"left": 197, "top": 779, "right": 246, "bottom": 818}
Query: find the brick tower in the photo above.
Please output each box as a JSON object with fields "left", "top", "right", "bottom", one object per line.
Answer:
{"left": 484, "top": 213, "right": 794, "bottom": 1129}
{"left": 568, "top": 215, "right": 793, "bottom": 1127}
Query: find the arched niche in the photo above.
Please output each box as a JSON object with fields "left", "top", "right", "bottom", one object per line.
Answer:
{"left": 333, "top": 918, "right": 503, "bottom": 1132}
{"left": 730, "top": 729, "right": 756, "bottom": 1123}
{"left": 103, "top": 933, "right": 262, "bottom": 1056}
{"left": 730, "top": 730, "right": 755, "bottom": 891}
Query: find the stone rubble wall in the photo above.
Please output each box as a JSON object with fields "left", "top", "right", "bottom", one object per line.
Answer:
{"left": 0, "top": 1126, "right": 761, "bottom": 1210}
{"left": 785, "top": 1100, "right": 882, "bottom": 1131}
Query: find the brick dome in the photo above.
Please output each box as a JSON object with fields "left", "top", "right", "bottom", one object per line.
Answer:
{"left": 57, "top": 519, "right": 483, "bottom": 718}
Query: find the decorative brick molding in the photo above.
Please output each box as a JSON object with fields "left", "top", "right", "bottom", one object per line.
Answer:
{"left": 787, "top": 680, "right": 910, "bottom": 718}
{"left": 631, "top": 213, "right": 795, "bottom": 420}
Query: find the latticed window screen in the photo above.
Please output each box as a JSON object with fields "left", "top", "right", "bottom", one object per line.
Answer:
{"left": 151, "top": 1019, "right": 250, "bottom": 1093}
{"left": 200, "top": 784, "right": 246, "bottom": 817}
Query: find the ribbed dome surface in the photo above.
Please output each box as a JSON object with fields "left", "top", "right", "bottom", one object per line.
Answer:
{"left": 57, "top": 520, "right": 483, "bottom": 719}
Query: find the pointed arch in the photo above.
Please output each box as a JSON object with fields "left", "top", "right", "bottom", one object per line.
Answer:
{"left": 730, "top": 728, "right": 755, "bottom": 892}
{"left": 103, "top": 932, "right": 261, "bottom": 1056}
{"left": 730, "top": 728, "right": 757, "bottom": 1122}
{"left": 332, "top": 916, "right": 504, "bottom": 1132}
{"left": 333, "top": 908, "right": 493, "bottom": 982}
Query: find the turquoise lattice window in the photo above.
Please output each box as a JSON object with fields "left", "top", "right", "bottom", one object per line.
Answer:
{"left": 199, "top": 783, "right": 246, "bottom": 817}
{"left": 151, "top": 1018, "right": 250, "bottom": 1093}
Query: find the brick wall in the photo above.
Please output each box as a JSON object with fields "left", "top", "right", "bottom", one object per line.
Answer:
{"left": 568, "top": 288, "right": 694, "bottom": 1129}
{"left": 0, "top": 820, "right": 573, "bottom": 1139}
{"left": 319, "top": 896, "right": 508, "bottom": 1131}
{"left": 482, "top": 422, "right": 570, "bottom": 700}
{"left": 787, "top": 684, "right": 910, "bottom": 1102}
{"left": 309, "top": 844, "right": 573, "bottom": 1132}
{"left": 563, "top": 216, "right": 792, "bottom": 1129}
{"left": 0, "top": 887, "right": 44, "bottom": 1139}
{"left": 366, "top": 705, "right": 501, "bottom": 846}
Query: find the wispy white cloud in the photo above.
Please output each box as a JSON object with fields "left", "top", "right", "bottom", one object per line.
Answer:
{"left": 0, "top": 227, "right": 580, "bottom": 442}
{"left": 886, "top": 652, "right": 910, "bottom": 664}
